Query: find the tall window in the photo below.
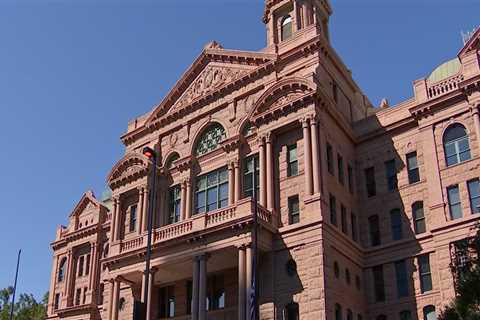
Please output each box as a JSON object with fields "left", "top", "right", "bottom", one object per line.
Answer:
{"left": 467, "top": 179, "right": 480, "bottom": 214}
{"left": 129, "top": 205, "right": 137, "bottom": 232}
{"left": 195, "top": 167, "right": 228, "bottom": 214}
{"left": 348, "top": 165, "right": 354, "bottom": 193}
{"left": 327, "top": 143, "right": 334, "bottom": 175}
{"left": 338, "top": 154, "right": 344, "bottom": 185}
{"left": 444, "top": 124, "right": 471, "bottom": 166}
{"left": 447, "top": 185, "right": 462, "bottom": 220}
{"left": 400, "top": 311, "right": 412, "bottom": 320}
{"left": 412, "top": 202, "right": 426, "bottom": 234}
{"left": 351, "top": 212, "right": 358, "bottom": 242}
{"left": 85, "top": 254, "right": 90, "bottom": 275}
{"left": 347, "top": 309, "right": 353, "bottom": 320}
{"left": 158, "top": 286, "right": 175, "bottom": 318}
{"left": 243, "top": 155, "right": 259, "bottom": 199}
{"left": 285, "top": 302, "right": 299, "bottom": 320}
{"left": 54, "top": 293, "right": 60, "bottom": 310}
{"left": 365, "top": 167, "right": 376, "bottom": 197}
{"left": 287, "top": 144, "right": 298, "bottom": 177}
{"left": 369, "top": 215, "right": 381, "bottom": 246}
{"left": 390, "top": 209, "right": 403, "bottom": 240}
{"left": 329, "top": 194, "right": 337, "bottom": 226}
{"left": 341, "top": 205, "right": 347, "bottom": 234}
{"left": 207, "top": 275, "right": 225, "bottom": 311}
{"left": 288, "top": 195, "right": 300, "bottom": 224}
{"left": 335, "top": 304, "right": 342, "bottom": 320}
{"left": 194, "top": 123, "right": 226, "bottom": 156}
{"left": 395, "top": 260, "right": 409, "bottom": 297}
{"left": 58, "top": 257, "right": 67, "bottom": 282}
{"left": 385, "top": 159, "right": 398, "bottom": 191}
{"left": 78, "top": 256, "right": 84, "bottom": 277}
{"left": 418, "top": 254, "right": 433, "bottom": 293}
{"left": 423, "top": 306, "right": 437, "bottom": 320}
{"left": 75, "top": 288, "right": 81, "bottom": 306}
{"left": 168, "top": 185, "right": 181, "bottom": 224}
{"left": 372, "top": 265, "right": 385, "bottom": 302}
{"left": 406, "top": 152, "right": 420, "bottom": 184}
{"left": 281, "top": 15, "right": 293, "bottom": 41}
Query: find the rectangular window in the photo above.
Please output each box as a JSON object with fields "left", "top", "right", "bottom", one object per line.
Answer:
{"left": 327, "top": 143, "right": 334, "bottom": 175}
{"left": 54, "top": 294, "right": 60, "bottom": 310}
{"left": 351, "top": 212, "right": 358, "bottom": 242}
{"left": 195, "top": 167, "right": 229, "bottom": 214}
{"left": 418, "top": 254, "right": 433, "bottom": 293}
{"left": 338, "top": 154, "right": 344, "bottom": 185}
{"left": 129, "top": 205, "right": 137, "bottom": 232}
{"left": 78, "top": 256, "right": 84, "bottom": 277}
{"left": 243, "top": 155, "right": 259, "bottom": 200}
{"left": 85, "top": 254, "right": 90, "bottom": 276}
{"left": 372, "top": 265, "right": 385, "bottom": 302}
{"left": 395, "top": 260, "right": 409, "bottom": 297}
{"left": 287, "top": 144, "right": 299, "bottom": 177}
{"left": 447, "top": 185, "right": 462, "bottom": 220}
{"left": 186, "top": 281, "right": 192, "bottom": 315}
{"left": 158, "top": 286, "right": 175, "bottom": 318}
{"left": 467, "top": 179, "right": 480, "bottom": 214}
{"left": 400, "top": 311, "right": 412, "bottom": 320}
{"left": 288, "top": 195, "right": 300, "bottom": 224}
{"left": 207, "top": 274, "right": 225, "bottom": 311}
{"left": 390, "top": 209, "right": 403, "bottom": 241}
{"left": 385, "top": 159, "right": 398, "bottom": 191}
{"left": 75, "top": 288, "right": 81, "bottom": 306}
{"left": 341, "top": 205, "right": 347, "bottom": 234}
{"left": 82, "top": 287, "right": 87, "bottom": 304}
{"left": 348, "top": 165, "right": 354, "bottom": 193}
{"left": 365, "top": 167, "right": 376, "bottom": 197}
{"left": 413, "top": 202, "right": 426, "bottom": 234}
{"left": 369, "top": 215, "right": 381, "bottom": 246}
{"left": 329, "top": 194, "right": 337, "bottom": 226}
{"left": 406, "top": 152, "right": 420, "bottom": 184}
{"left": 169, "top": 185, "right": 181, "bottom": 224}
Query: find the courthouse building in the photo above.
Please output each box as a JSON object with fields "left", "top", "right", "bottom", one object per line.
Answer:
{"left": 46, "top": 1, "right": 480, "bottom": 320}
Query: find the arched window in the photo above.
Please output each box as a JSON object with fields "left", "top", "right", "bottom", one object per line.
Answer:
{"left": 57, "top": 257, "right": 67, "bottom": 282}
{"left": 285, "top": 302, "right": 299, "bottom": 320}
{"left": 335, "top": 304, "right": 342, "bottom": 320}
{"left": 443, "top": 124, "right": 471, "bottom": 166}
{"left": 281, "top": 15, "right": 293, "bottom": 41}
{"left": 242, "top": 122, "right": 254, "bottom": 137}
{"left": 412, "top": 201, "right": 426, "bottom": 234}
{"left": 194, "top": 123, "right": 226, "bottom": 156}
{"left": 166, "top": 153, "right": 180, "bottom": 169}
{"left": 423, "top": 305, "right": 437, "bottom": 320}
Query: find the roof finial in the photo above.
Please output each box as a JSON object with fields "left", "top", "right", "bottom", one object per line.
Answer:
{"left": 461, "top": 27, "right": 478, "bottom": 45}
{"left": 204, "top": 40, "right": 223, "bottom": 50}
{"left": 380, "top": 98, "right": 390, "bottom": 109}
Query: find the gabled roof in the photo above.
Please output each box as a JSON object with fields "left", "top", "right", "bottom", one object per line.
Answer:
{"left": 458, "top": 27, "right": 480, "bottom": 58}
{"left": 69, "top": 190, "right": 107, "bottom": 218}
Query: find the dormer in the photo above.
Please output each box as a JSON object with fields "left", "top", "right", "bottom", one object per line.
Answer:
{"left": 263, "top": 0, "right": 332, "bottom": 47}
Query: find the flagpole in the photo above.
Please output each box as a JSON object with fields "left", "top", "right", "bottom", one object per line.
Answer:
{"left": 9, "top": 249, "right": 21, "bottom": 320}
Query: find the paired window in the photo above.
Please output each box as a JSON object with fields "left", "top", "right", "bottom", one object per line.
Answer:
{"left": 372, "top": 265, "right": 385, "bottom": 302}
{"left": 78, "top": 256, "right": 84, "bottom": 277}
{"left": 281, "top": 15, "right": 293, "bottom": 41}
{"left": 243, "top": 155, "right": 260, "bottom": 199}
{"left": 351, "top": 212, "right": 358, "bottom": 242}
{"left": 443, "top": 124, "right": 471, "bottom": 166}
{"left": 327, "top": 143, "right": 334, "bottom": 175}
{"left": 467, "top": 179, "right": 480, "bottom": 214}
{"left": 395, "top": 260, "right": 409, "bottom": 297}
{"left": 341, "top": 205, "right": 347, "bottom": 234}
{"left": 447, "top": 185, "right": 462, "bottom": 220}
{"left": 168, "top": 186, "right": 181, "bottom": 224}
{"left": 285, "top": 302, "right": 299, "bottom": 320}
{"left": 338, "top": 154, "right": 344, "bottom": 185}
{"left": 369, "top": 215, "right": 381, "bottom": 246}
{"left": 158, "top": 286, "right": 175, "bottom": 318}
{"left": 418, "top": 254, "right": 433, "bottom": 293}
{"left": 365, "top": 167, "right": 376, "bottom": 197}
{"left": 287, "top": 144, "right": 299, "bottom": 177}
{"left": 195, "top": 123, "right": 226, "bottom": 157}
{"left": 329, "top": 194, "right": 337, "bottom": 226}
{"left": 195, "top": 167, "right": 228, "bottom": 214}
{"left": 385, "top": 159, "right": 398, "bottom": 191}
{"left": 412, "top": 202, "right": 426, "bottom": 234}
{"left": 390, "top": 209, "right": 403, "bottom": 241}
{"left": 129, "top": 205, "right": 137, "bottom": 232}
{"left": 288, "top": 196, "right": 300, "bottom": 224}
{"left": 58, "top": 257, "right": 67, "bottom": 282}
{"left": 406, "top": 152, "right": 420, "bottom": 184}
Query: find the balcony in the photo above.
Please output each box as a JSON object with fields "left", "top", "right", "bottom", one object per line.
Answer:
{"left": 114, "top": 198, "right": 277, "bottom": 256}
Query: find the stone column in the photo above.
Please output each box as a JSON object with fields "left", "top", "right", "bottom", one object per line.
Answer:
{"left": 146, "top": 268, "right": 156, "bottom": 320}
{"left": 198, "top": 255, "right": 207, "bottom": 320}
{"left": 65, "top": 250, "right": 74, "bottom": 305}
{"left": 111, "top": 279, "right": 120, "bottom": 320}
{"left": 266, "top": 133, "right": 274, "bottom": 211}
{"left": 114, "top": 198, "right": 122, "bottom": 241}
{"left": 472, "top": 105, "right": 480, "bottom": 151}
{"left": 310, "top": 116, "right": 322, "bottom": 195}
{"left": 302, "top": 117, "right": 313, "bottom": 195}
{"left": 228, "top": 162, "right": 235, "bottom": 205}
{"left": 238, "top": 247, "right": 246, "bottom": 320}
{"left": 141, "top": 271, "right": 146, "bottom": 303}
{"left": 107, "top": 280, "right": 115, "bottom": 320}
{"left": 259, "top": 137, "right": 267, "bottom": 207}
{"left": 186, "top": 178, "right": 192, "bottom": 219}
{"left": 181, "top": 181, "right": 187, "bottom": 221}
{"left": 137, "top": 188, "right": 144, "bottom": 235}
{"left": 234, "top": 159, "right": 241, "bottom": 203}
{"left": 245, "top": 246, "right": 252, "bottom": 316}
{"left": 47, "top": 255, "right": 59, "bottom": 314}
{"left": 88, "top": 243, "right": 96, "bottom": 290}
{"left": 110, "top": 198, "right": 118, "bottom": 242}
{"left": 142, "top": 189, "right": 149, "bottom": 232}
{"left": 192, "top": 258, "right": 200, "bottom": 320}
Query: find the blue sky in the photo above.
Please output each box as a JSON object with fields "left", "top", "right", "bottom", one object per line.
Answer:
{"left": 0, "top": 0, "right": 478, "bottom": 300}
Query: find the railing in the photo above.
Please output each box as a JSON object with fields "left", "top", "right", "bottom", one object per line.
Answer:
{"left": 154, "top": 220, "right": 193, "bottom": 242}
{"left": 427, "top": 74, "right": 464, "bottom": 99}
{"left": 120, "top": 236, "right": 144, "bottom": 253}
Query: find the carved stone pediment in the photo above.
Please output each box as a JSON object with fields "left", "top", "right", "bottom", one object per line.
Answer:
{"left": 107, "top": 153, "right": 151, "bottom": 189}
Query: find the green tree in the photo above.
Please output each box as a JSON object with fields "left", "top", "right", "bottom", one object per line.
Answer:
{"left": 0, "top": 287, "right": 47, "bottom": 320}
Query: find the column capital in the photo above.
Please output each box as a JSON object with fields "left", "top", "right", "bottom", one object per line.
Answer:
{"left": 300, "top": 116, "right": 310, "bottom": 127}
{"left": 137, "top": 186, "right": 146, "bottom": 194}
{"left": 195, "top": 253, "right": 210, "bottom": 262}
{"left": 470, "top": 102, "right": 480, "bottom": 114}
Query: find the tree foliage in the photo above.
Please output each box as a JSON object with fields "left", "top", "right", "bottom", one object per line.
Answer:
{"left": 0, "top": 287, "right": 47, "bottom": 320}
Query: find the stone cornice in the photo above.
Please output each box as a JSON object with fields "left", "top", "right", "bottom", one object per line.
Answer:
{"left": 220, "top": 134, "right": 243, "bottom": 153}
{"left": 51, "top": 224, "right": 100, "bottom": 250}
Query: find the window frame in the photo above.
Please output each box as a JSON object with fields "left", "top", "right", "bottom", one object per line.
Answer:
{"left": 412, "top": 201, "right": 426, "bottom": 234}
{"left": 443, "top": 124, "right": 471, "bottom": 167}
{"left": 129, "top": 204, "right": 138, "bottom": 232}
{"left": 390, "top": 209, "right": 403, "bottom": 241}
{"left": 327, "top": 143, "right": 334, "bottom": 175}
{"left": 243, "top": 154, "right": 260, "bottom": 200}
{"left": 406, "top": 152, "right": 420, "bottom": 184}
{"left": 447, "top": 185, "right": 462, "bottom": 220}
{"left": 365, "top": 167, "right": 376, "bottom": 197}
{"left": 168, "top": 185, "right": 182, "bottom": 225}
{"left": 372, "top": 265, "right": 385, "bottom": 302}
{"left": 338, "top": 154, "right": 344, "bottom": 185}
{"left": 329, "top": 194, "right": 337, "bottom": 226}
{"left": 385, "top": 159, "right": 398, "bottom": 191}
{"left": 467, "top": 179, "right": 480, "bottom": 214}
{"left": 341, "top": 204, "right": 348, "bottom": 234}
{"left": 194, "top": 167, "right": 229, "bottom": 215}
{"left": 418, "top": 254, "right": 433, "bottom": 293}
{"left": 395, "top": 259, "right": 409, "bottom": 298}
{"left": 287, "top": 144, "right": 299, "bottom": 177}
{"left": 288, "top": 195, "right": 300, "bottom": 224}
{"left": 281, "top": 15, "right": 293, "bottom": 41}
{"left": 369, "top": 215, "right": 381, "bottom": 246}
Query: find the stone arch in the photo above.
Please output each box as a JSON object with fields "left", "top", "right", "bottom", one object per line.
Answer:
{"left": 190, "top": 119, "right": 229, "bottom": 156}
{"left": 163, "top": 151, "right": 181, "bottom": 169}
{"left": 107, "top": 152, "right": 151, "bottom": 188}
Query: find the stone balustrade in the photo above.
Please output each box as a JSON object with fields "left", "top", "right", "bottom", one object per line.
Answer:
{"left": 427, "top": 74, "right": 464, "bottom": 99}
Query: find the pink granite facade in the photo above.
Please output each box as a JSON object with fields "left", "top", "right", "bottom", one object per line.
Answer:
{"left": 47, "top": 1, "right": 480, "bottom": 320}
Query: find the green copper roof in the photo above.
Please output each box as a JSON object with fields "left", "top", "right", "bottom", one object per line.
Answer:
{"left": 427, "top": 58, "right": 461, "bottom": 83}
